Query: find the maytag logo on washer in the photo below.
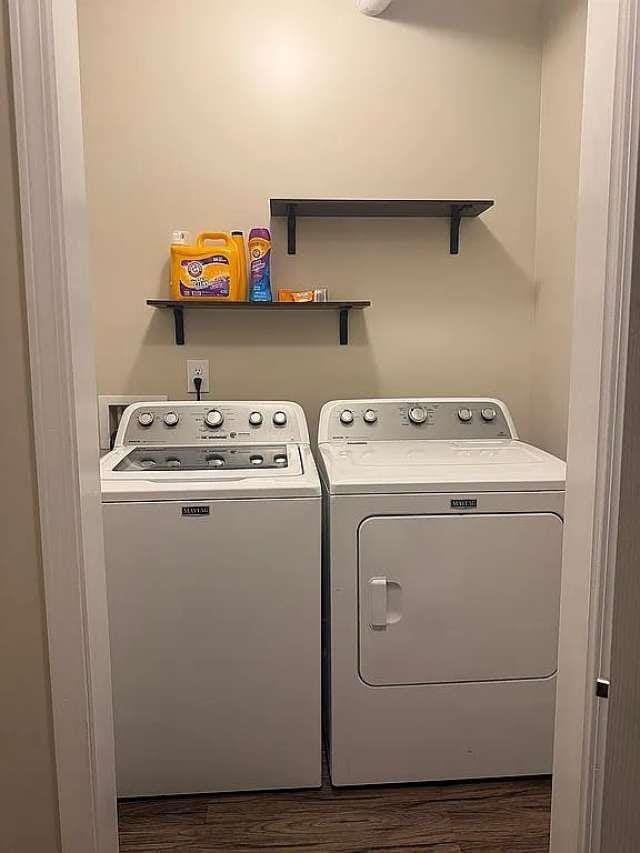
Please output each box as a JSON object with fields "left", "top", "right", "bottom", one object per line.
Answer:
{"left": 451, "top": 498, "right": 478, "bottom": 510}
{"left": 181, "top": 506, "right": 210, "bottom": 517}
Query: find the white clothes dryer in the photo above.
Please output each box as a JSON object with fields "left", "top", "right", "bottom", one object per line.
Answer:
{"left": 318, "top": 398, "right": 566, "bottom": 786}
{"left": 101, "top": 401, "right": 321, "bottom": 796}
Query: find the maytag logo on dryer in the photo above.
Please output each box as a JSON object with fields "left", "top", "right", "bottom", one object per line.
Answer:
{"left": 181, "top": 505, "right": 210, "bottom": 517}
{"left": 451, "top": 498, "right": 478, "bottom": 510}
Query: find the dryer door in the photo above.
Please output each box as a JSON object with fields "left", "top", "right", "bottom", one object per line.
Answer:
{"left": 358, "top": 513, "right": 562, "bottom": 686}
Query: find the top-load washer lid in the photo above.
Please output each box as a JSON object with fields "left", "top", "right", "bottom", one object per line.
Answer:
{"left": 100, "top": 401, "right": 320, "bottom": 501}
{"left": 317, "top": 398, "right": 566, "bottom": 495}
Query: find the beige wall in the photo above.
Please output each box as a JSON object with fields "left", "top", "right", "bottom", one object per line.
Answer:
{"left": 0, "top": 3, "right": 61, "bottom": 852}
{"left": 79, "top": 0, "right": 546, "bottom": 441}
{"left": 531, "top": 0, "right": 587, "bottom": 457}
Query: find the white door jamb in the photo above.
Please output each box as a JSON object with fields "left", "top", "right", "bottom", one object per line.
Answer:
{"left": 7, "top": 1, "right": 118, "bottom": 851}
{"left": 551, "top": 1, "right": 640, "bottom": 851}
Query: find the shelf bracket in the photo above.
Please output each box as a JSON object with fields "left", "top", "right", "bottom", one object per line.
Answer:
{"left": 339, "top": 308, "right": 349, "bottom": 345}
{"left": 173, "top": 307, "right": 185, "bottom": 345}
{"left": 450, "top": 205, "right": 464, "bottom": 255}
{"left": 287, "top": 203, "right": 297, "bottom": 255}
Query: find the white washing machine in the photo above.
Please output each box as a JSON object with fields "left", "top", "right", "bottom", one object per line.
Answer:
{"left": 318, "top": 398, "right": 566, "bottom": 786}
{"left": 101, "top": 401, "right": 321, "bottom": 797}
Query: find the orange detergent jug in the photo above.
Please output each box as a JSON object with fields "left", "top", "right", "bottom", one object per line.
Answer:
{"left": 170, "top": 232, "right": 243, "bottom": 301}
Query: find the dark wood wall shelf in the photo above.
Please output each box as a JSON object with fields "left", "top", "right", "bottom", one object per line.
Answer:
{"left": 270, "top": 198, "right": 494, "bottom": 256}
{"left": 147, "top": 300, "right": 371, "bottom": 346}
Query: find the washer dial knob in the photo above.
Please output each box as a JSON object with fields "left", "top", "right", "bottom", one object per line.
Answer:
{"left": 363, "top": 409, "right": 378, "bottom": 424}
{"left": 205, "top": 409, "right": 224, "bottom": 428}
{"left": 249, "top": 411, "right": 263, "bottom": 426}
{"left": 137, "top": 411, "right": 154, "bottom": 427}
{"left": 458, "top": 407, "right": 473, "bottom": 423}
{"left": 408, "top": 406, "right": 427, "bottom": 425}
{"left": 340, "top": 410, "right": 355, "bottom": 425}
{"left": 481, "top": 407, "right": 497, "bottom": 422}
{"left": 163, "top": 412, "right": 179, "bottom": 427}
{"left": 273, "top": 411, "right": 287, "bottom": 427}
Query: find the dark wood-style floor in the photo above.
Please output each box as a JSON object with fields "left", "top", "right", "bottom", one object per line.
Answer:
{"left": 118, "top": 759, "right": 551, "bottom": 853}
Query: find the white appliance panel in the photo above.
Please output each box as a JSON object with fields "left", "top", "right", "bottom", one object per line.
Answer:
{"left": 318, "top": 398, "right": 516, "bottom": 443}
{"left": 319, "top": 398, "right": 566, "bottom": 786}
{"left": 326, "top": 491, "right": 563, "bottom": 785}
{"left": 319, "top": 440, "right": 566, "bottom": 495}
{"left": 358, "top": 513, "right": 562, "bottom": 686}
{"left": 104, "top": 496, "right": 321, "bottom": 796}
{"left": 116, "top": 400, "right": 309, "bottom": 447}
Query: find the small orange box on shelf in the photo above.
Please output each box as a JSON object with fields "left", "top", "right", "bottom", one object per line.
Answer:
{"left": 278, "top": 288, "right": 329, "bottom": 302}
{"left": 278, "top": 289, "right": 315, "bottom": 302}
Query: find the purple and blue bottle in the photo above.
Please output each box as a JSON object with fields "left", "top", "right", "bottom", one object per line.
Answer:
{"left": 248, "top": 228, "right": 272, "bottom": 302}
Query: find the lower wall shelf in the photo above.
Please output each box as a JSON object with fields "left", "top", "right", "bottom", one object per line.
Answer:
{"left": 146, "top": 300, "right": 371, "bottom": 346}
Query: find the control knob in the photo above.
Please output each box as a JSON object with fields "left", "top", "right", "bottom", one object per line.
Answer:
{"left": 205, "top": 409, "right": 224, "bottom": 428}
{"left": 163, "top": 412, "right": 179, "bottom": 427}
{"left": 408, "top": 406, "right": 427, "bottom": 425}
{"left": 249, "top": 411, "right": 263, "bottom": 426}
{"left": 273, "top": 411, "right": 288, "bottom": 427}
{"left": 340, "top": 410, "right": 355, "bottom": 425}
{"left": 458, "top": 408, "right": 473, "bottom": 422}
{"left": 363, "top": 409, "right": 378, "bottom": 424}
{"left": 481, "top": 407, "right": 497, "bottom": 422}
{"left": 137, "top": 411, "right": 154, "bottom": 427}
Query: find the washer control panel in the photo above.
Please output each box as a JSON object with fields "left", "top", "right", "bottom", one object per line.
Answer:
{"left": 117, "top": 402, "right": 308, "bottom": 446}
{"left": 320, "top": 399, "right": 514, "bottom": 442}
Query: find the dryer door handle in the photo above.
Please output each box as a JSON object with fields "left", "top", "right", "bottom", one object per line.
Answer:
{"left": 368, "top": 577, "right": 388, "bottom": 629}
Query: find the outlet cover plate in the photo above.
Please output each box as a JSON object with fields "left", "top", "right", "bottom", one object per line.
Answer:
{"left": 187, "top": 359, "right": 210, "bottom": 394}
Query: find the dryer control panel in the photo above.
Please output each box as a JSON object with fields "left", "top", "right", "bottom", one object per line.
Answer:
{"left": 318, "top": 399, "right": 515, "bottom": 442}
{"left": 115, "top": 402, "right": 310, "bottom": 447}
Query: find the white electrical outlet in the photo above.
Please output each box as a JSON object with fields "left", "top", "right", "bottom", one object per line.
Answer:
{"left": 187, "top": 359, "right": 210, "bottom": 394}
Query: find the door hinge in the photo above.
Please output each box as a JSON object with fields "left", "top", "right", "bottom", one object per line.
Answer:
{"left": 596, "top": 678, "right": 610, "bottom": 699}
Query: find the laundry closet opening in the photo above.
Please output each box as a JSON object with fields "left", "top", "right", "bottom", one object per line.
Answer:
{"left": 76, "top": 0, "right": 587, "bottom": 850}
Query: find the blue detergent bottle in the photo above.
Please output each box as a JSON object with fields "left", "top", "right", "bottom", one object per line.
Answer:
{"left": 248, "top": 228, "right": 273, "bottom": 302}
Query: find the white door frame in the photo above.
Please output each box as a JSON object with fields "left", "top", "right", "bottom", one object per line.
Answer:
{"left": 6, "top": 0, "right": 638, "bottom": 851}
{"left": 7, "top": 1, "right": 118, "bottom": 852}
{"left": 551, "top": 1, "right": 640, "bottom": 851}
